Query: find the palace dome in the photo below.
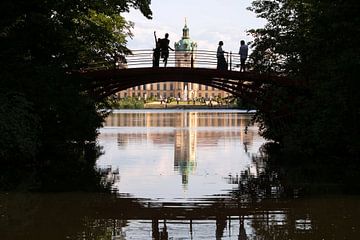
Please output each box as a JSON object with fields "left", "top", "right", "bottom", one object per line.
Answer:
{"left": 175, "top": 21, "right": 197, "bottom": 51}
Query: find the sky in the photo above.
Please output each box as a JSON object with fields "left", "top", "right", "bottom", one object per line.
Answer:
{"left": 123, "top": 0, "right": 267, "bottom": 53}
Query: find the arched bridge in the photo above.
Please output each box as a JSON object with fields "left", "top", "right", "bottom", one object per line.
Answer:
{"left": 78, "top": 49, "right": 299, "bottom": 102}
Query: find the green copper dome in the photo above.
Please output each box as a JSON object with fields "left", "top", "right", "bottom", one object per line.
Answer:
{"left": 175, "top": 21, "right": 197, "bottom": 51}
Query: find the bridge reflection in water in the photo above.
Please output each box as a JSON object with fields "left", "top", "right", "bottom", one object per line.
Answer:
{"left": 2, "top": 110, "right": 360, "bottom": 239}
{"left": 2, "top": 191, "right": 360, "bottom": 240}
{"left": 93, "top": 110, "right": 359, "bottom": 240}
{"left": 96, "top": 109, "right": 269, "bottom": 239}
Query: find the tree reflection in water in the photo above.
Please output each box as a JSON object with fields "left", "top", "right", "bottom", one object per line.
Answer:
{"left": 2, "top": 111, "right": 359, "bottom": 239}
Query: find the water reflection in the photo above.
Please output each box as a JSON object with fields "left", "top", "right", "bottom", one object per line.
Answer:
{"left": 174, "top": 112, "right": 197, "bottom": 187}
{"left": 1, "top": 192, "right": 360, "bottom": 240}
{"left": 98, "top": 110, "right": 264, "bottom": 201}
{"left": 2, "top": 110, "right": 360, "bottom": 239}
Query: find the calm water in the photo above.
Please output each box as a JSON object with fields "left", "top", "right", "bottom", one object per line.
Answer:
{"left": 1, "top": 110, "right": 360, "bottom": 240}
{"left": 98, "top": 110, "right": 264, "bottom": 202}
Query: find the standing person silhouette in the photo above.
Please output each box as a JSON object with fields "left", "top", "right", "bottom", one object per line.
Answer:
{"left": 153, "top": 31, "right": 161, "bottom": 67}
{"left": 217, "top": 41, "right": 228, "bottom": 70}
{"left": 159, "top": 33, "right": 174, "bottom": 67}
{"left": 239, "top": 40, "right": 248, "bottom": 72}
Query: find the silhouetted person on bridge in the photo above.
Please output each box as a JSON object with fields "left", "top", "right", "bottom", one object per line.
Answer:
{"left": 217, "top": 41, "right": 228, "bottom": 70}
{"left": 239, "top": 40, "right": 248, "bottom": 72}
{"left": 216, "top": 215, "right": 227, "bottom": 239}
{"left": 238, "top": 216, "right": 248, "bottom": 240}
{"left": 152, "top": 219, "right": 160, "bottom": 240}
{"left": 160, "top": 220, "right": 168, "bottom": 240}
{"left": 159, "top": 33, "right": 174, "bottom": 67}
{"left": 153, "top": 31, "right": 161, "bottom": 67}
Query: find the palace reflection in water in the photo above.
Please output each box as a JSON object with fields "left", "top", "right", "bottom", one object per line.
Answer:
{"left": 174, "top": 112, "right": 197, "bottom": 187}
{"left": 98, "top": 110, "right": 263, "bottom": 199}
{"left": 2, "top": 110, "right": 359, "bottom": 240}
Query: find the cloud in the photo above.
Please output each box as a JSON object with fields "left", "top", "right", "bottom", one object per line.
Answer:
{"left": 123, "top": 0, "right": 266, "bottom": 51}
{"left": 126, "top": 21, "right": 180, "bottom": 50}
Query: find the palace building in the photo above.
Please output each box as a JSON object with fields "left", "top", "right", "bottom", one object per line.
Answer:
{"left": 117, "top": 21, "right": 229, "bottom": 100}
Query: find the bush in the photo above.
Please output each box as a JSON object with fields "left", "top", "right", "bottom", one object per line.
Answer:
{"left": 118, "top": 97, "right": 144, "bottom": 109}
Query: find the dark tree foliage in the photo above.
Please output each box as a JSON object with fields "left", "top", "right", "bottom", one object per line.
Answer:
{"left": 248, "top": 1, "right": 359, "bottom": 167}
{"left": 0, "top": 0, "right": 152, "bottom": 190}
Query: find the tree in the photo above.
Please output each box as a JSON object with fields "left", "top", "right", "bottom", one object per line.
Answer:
{"left": 0, "top": 0, "right": 152, "bottom": 190}
{"left": 248, "top": 0, "right": 360, "bottom": 162}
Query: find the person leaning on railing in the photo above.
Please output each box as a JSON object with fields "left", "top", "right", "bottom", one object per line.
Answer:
{"left": 217, "top": 41, "right": 228, "bottom": 70}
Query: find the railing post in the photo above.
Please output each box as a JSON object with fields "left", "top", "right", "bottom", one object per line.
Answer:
{"left": 230, "top": 51, "right": 232, "bottom": 71}
{"left": 191, "top": 49, "right": 194, "bottom": 68}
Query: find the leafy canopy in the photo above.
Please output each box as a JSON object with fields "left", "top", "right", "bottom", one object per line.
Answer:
{"left": 248, "top": 0, "right": 360, "bottom": 159}
{"left": 0, "top": 0, "right": 152, "bottom": 190}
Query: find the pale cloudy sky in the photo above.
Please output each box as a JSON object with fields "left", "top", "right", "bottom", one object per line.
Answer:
{"left": 124, "top": 0, "right": 266, "bottom": 52}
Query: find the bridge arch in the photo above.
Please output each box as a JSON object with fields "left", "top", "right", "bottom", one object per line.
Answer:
{"left": 76, "top": 49, "right": 299, "bottom": 108}
{"left": 80, "top": 67, "right": 291, "bottom": 103}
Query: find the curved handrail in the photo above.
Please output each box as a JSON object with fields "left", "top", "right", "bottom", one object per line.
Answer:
{"left": 82, "top": 49, "right": 242, "bottom": 72}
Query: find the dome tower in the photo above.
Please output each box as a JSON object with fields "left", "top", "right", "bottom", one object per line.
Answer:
{"left": 174, "top": 19, "right": 198, "bottom": 100}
